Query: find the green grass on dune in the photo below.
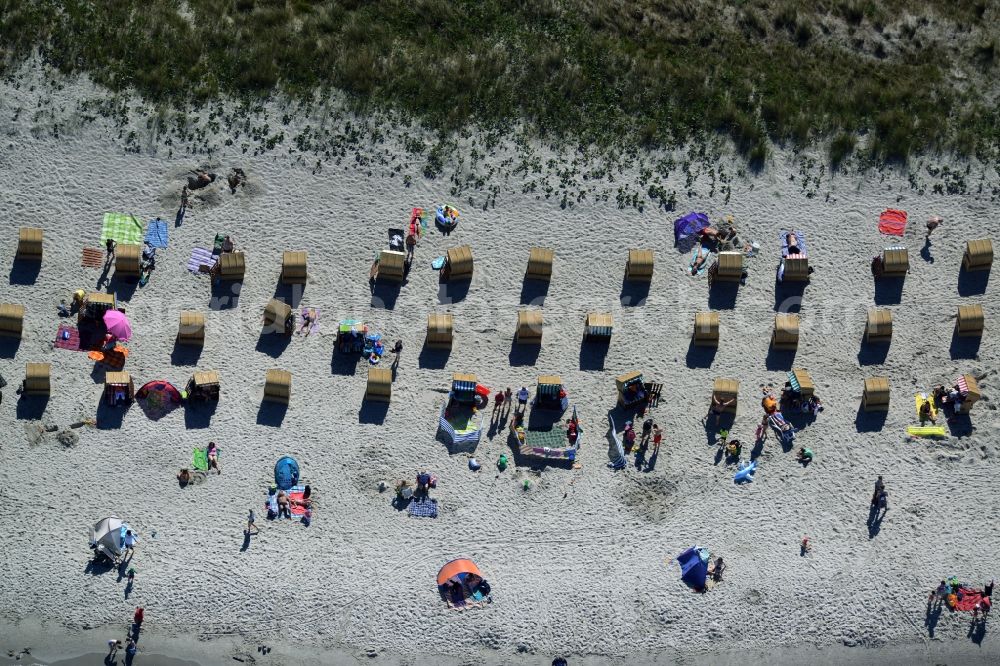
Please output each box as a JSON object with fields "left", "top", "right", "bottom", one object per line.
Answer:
{"left": 1, "top": 0, "right": 997, "bottom": 165}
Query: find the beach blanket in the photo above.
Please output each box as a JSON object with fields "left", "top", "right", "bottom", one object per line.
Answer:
{"left": 101, "top": 213, "right": 144, "bottom": 246}
{"left": 954, "top": 587, "right": 984, "bottom": 612}
{"left": 407, "top": 498, "right": 438, "bottom": 518}
{"left": 687, "top": 245, "right": 710, "bottom": 276}
{"left": 915, "top": 393, "right": 937, "bottom": 421}
{"left": 88, "top": 345, "right": 129, "bottom": 370}
{"left": 907, "top": 425, "right": 946, "bottom": 438}
{"left": 878, "top": 209, "right": 908, "bottom": 236}
{"left": 81, "top": 248, "right": 105, "bottom": 268}
{"left": 411, "top": 207, "right": 426, "bottom": 229}
{"left": 300, "top": 307, "right": 320, "bottom": 334}
{"left": 144, "top": 219, "right": 169, "bottom": 248}
{"left": 187, "top": 247, "right": 215, "bottom": 274}
{"left": 54, "top": 324, "right": 81, "bottom": 351}
{"left": 287, "top": 485, "right": 307, "bottom": 516}
{"left": 780, "top": 230, "right": 808, "bottom": 257}
{"left": 192, "top": 448, "right": 209, "bottom": 472}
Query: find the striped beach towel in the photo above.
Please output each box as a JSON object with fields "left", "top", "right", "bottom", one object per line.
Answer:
{"left": 54, "top": 324, "right": 81, "bottom": 351}
{"left": 187, "top": 247, "right": 215, "bottom": 274}
{"left": 81, "top": 248, "right": 105, "bottom": 268}
{"left": 144, "top": 219, "right": 169, "bottom": 248}
{"left": 101, "top": 213, "right": 144, "bottom": 246}
{"left": 88, "top": 345, "right": 129, "bottom": 370}
{"left": 878, "top": 209, "right": 907, "bottom": 236}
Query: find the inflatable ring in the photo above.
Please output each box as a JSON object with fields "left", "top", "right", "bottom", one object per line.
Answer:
{"left": 435, "top": 205, "right": 459, "bottom": 229}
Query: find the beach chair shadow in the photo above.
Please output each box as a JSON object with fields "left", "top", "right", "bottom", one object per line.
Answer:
{"left": 0, "top": 337, "right": 20, "bottom": 359}
{"left": 773, "top": 281, "right": 805, "bottom": 313}
{"left": 255, "top": 330, "right": 292, "bottom": 358}
{"left": 273, "top": 283, "right": 304, "bottom": 310}
{"left": 96, "top": 398, "right": 128, "bottom": 429}
{"left": 170, "top": 340, "right": 202, "bottom": 366}
{"left": 418, "top": 345, "right": 450, "bottom": 369}
{"left": 330, "top": 352, "right": 360, "bottom": 376}
{"left": 685, "top": 339, "right": 716, "bottom": 369}
{"left": 619, "top": 277, "right": 650, "bottom": 307}
{"left": 508, "top": 339, "right": 541, "bottom": 367}
{"left": 209, "top": 279, "right": 242, "bottom": 310}
{"left": 184, "top": 400, "right": 217, "bottom": 429}
{"left": 519, "top": 278, "right": 549, "bottom": 306}
{"left": 371, "top": 282, "right": 401, "bottom": 310}
{"left": 8, "top": 259, "right": 40, "bottom": 286}
{"left": 358, "top": 400, "right": 389, "bottom": 425}
{"left": 107, "top": 275, "right": 138, "bottom": 302}
{"left": 949, "top": 329, "right": 981, "bottom": 360}
{"left": 854, "top": 405, "right": 888, "bottom": 432}
{"left": 256, "top": 401, "right": 287, "bottom": 427}
{"left": 579, "top": 340, "right": 609, "bottom": 371}
{"left": 957, "top": 266, "right": 989, "bottom": 297}
{"left": 707, "top": 282, "right": 738, "bottom": 310}
{"left": 857, "top": 340, "right": 890, "bottom": 366}
{"left": 873, "top": 277, "right": 904, "bottom": 305}
{"left": 945, "top": 413, "right": 974, "bottom": 438}
{"left": 765, "top": 347, "right": 796, "bottom": 371}
{"left": 437, "top": 279, "right": 470, "bottom": 305}
{"left": 16, "top": 394, "right": 48, "bottom": 420}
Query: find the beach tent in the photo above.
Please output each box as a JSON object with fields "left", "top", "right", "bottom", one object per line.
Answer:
{"left": 89, "top": 515, "right": 129, "bottom": 561}
{"left": 437, "top": 558, "right": 491, "bottom": 607}
{"left": 274, "top": 456, "right": 300, "bottom": 490}
{"left": 674, "top": 212, "right": 709, "bottom": 251}
{"left": 136, "top": 380, "right": 182, "bottom": 419}
{"left": 677, "top": 547, "right": 709, "bottom": 591}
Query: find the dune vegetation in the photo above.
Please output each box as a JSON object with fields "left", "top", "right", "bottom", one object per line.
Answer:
{"left": 1, "top": 1, "right": 998, "bottom": 165}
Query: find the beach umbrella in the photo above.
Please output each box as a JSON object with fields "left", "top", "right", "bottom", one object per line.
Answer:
{"left": 274, "top": 456, "right": 300, "bottom": 490}
{"left": 136, "top": 380, "right": 183, "bottom": 419}
{"left": 89, "top": 515, "right": 128, "bottom": 560}
{"left": 103, "top": 310, "right": 133, "bottom": 341}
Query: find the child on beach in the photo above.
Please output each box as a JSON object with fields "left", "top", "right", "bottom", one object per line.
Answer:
{"left": 207, "top": 442, "right": 221, "bottom": 474}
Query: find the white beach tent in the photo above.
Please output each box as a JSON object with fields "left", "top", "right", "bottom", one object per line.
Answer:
{"left": 89, "top": 515, "right": 128, "bottom": 560}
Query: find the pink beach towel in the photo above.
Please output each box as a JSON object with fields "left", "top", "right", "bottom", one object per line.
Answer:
{"left": 878, "top": 209, "right": 908, "bottom": 236}
{"left": 54, "top": 324, "right": 81, "bottom": 351}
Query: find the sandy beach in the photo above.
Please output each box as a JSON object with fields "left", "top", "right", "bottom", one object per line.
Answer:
{"left": 0, "top": 68, "right": 998, "bottom": 665}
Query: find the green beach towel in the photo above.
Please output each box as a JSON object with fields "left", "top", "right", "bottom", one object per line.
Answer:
{"left": 101, "top": 213, "right": 144, "bottom": 246}
{"left": 192, "top": 448, "right": 209, "bottom": 472}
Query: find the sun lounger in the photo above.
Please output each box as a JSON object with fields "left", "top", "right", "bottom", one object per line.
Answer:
{"left": 81, "top": 248, "right": 104, "bottom": 268}
{"left": 907, "top": 425, "right": 946, "bottom": 438}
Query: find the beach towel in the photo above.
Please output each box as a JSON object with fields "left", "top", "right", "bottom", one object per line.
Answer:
{"left": 915, "top": 393, "right": 937, "bottom": 421}
{"left": 287, "top": 485, "right": 307, "bottom": 516}
{"left": 81, "top": 248, "right": 105, "bottom": 268}
{"left": 88, "top": 345, "right": 129, "bottom": 370}
{"left": 144, "top": 219, "right": 169, "bottom": 248}
{"left": 878, "top": 209, "right": 908, "bottom": 236}
{"left": 407, "top": 498, "right": 439, "bottom": 518}
{"left": 300, "top": 307, "right": 320, "bottom": 334}
{"left": 907, "top": 425, "right": 946, "bottom": 438}
{"left": 687, "top": 245, "right": 710, "bottom": 276}
{"left": 101, "top": 213, "right": 144, "bottom": 246}
{"left": 780, "top": 230, "right": 808, "bottom": 257}
{"left": 187, "top": 247, "right": 215, "bottom": 274}
{"left": 411, "top": 207, "right": 426, "bottom": 229}
{"left": 54, "top": 324, "right": 81, "bottom": 351}
{"left": 954, "top": 588, "right": 984, "bottom": 612}
{"left": 192, "top": 448, "right": 209, "bottom": 472}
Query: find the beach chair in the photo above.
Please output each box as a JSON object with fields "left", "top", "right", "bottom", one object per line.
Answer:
{"left": 712, "top": 378, "right": 739, "bottom": 414}
{"left": 263, "top": 369, "right": 291, "bottom": 405}
{"left": 515, "top": 308, "right": 543, "bottom": 344}
{"left": 263, "top": 299, "right": 293, "bottom": 333}
{"left": 426, "top": 313, "right": 454, "bottom": 349}
{"left": 536, "top": 375, "right": 567, "bottom": 410}
{"left": 881, "top": 247, "right": 909, "bottom": 277}
{"left": 442, "top": 245, "right": 473, "bottom": 281}
{"left": 615, "top": 370, "right": 646, "bottom": 407}
{"left": 365, "top": 367, "right": 392, "bottom": 403}
{"left": 584, "top": 312, "right": 613, "bottom": 342}
{"left": 189, "top": 370, "right": 220, "bottom": 401}
{"left": 0, "top": 303, "right": 25, "bottom": 339}
{"left": 955, "top": 304, "right": 983, "bottom": 337}
{"left": 711, "top": 251, "right": 743, "bottom": 283}
{"left": 525, "top": 247, "right": 554, "bottom": 282}
{"left": 864, "top": 309, "right": 892, "bottom": 344}
{"left": 281, "top": 251, "right": 307, "bottom": 285}
{"left": 79, "top": 293, "right": 116, "bottom": 323}
{"left": 862, "top": 377, "right": 890, "bottom": 412}
{"left": 104, "top": 371, "right": 134, "bottom": 406}
{"left": 955, "top": 374, "right": 980, "bottom": 414}
{"left": 115, "top": 244, "right": 141, "bottom": 277}
{"left": 788, "top": 368, "right": 814, "bottom": 399}
{"left": 177, "top": 311, "right": 205, "bottom": 347}
{"left": 771, "top": 313, "right": 800, "bottom": 350}
{"left": 625, "top": 249, "right": 654, "bottom": 282}
{"left": 377, "top": 250, "right": 407, "bottom": 282}
{"left": 779, "top": 230, "right": 809, "bottom": 282}
{"left": 214, "top": 252, "right": 245, "bottom": 281}
{"left": 16, "top": 227, "right": 43, "bottom": 261}
{"left": 962, "top": 239, "right": 992, "bottom": 272}
{"left": 24, "top": 363, "right": 51, "bottom": 396}
{"left": 692, "top": 312, "right": 719, "bottom": 348}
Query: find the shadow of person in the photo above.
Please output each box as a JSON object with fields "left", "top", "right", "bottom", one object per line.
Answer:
{"left": 920, "top": 238, "right": 934, "bottom": 263}
{"left": 240, "top": 530, "right": 251, "bottom": 552}
{"left": 968, "top": 616, "right": 987, "bottom": 644}
{"left": 866, "top": 504, "right": 885, "bottom": 539}
{"left": 924, "top": 598, "right": 942, "bottom": 638}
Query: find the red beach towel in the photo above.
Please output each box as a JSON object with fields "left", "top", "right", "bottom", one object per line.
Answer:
{"left": 878, "top": 209, "right": 907, "bottom": 236}
{"left": 954, "top": 587, "right": 984, "bottom": 612}
{"left": 55, "top": 324, "right": 82, "bottom": 351}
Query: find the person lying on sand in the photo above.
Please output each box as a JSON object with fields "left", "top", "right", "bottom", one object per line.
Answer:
{"left": 207, "top": 442, "right": 221, "bottom": 474}
{"left": 277, "top": 490, "right": 292, "bottom": 518}
{"left": 227, "top": 168, "right": 246, "bottom": 194}
{"left": 690, "top": 242, "right": 709, "bottom": 275}
{"left": 785, "top": 233, "right": 801, "bottom": 255}
{"left": 187, "top": 169, "right": 217, "bottom": 190}
{"left": 299, "top": 308, "right": 317, "bottom": 336}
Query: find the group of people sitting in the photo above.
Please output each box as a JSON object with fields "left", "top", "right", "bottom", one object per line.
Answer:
{"left": 266, "top": 485, "right": 312, "bottom": 523}
{"left": 690, "top": 216, "right": 754, "bottom": 276}
{"left": 922, "top": 383, "right": 969, "bottom": 424}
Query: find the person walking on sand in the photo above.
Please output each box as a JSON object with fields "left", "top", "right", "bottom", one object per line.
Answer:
{"left": 641, "top": 416, "right": 654, "bottom": 444}
{"left": 872, "top": 476, "right": 885, "bottom": 506}
{"left": 125, "top": 638, "right": 137, "bottom": 658}
{"left": 926, "top": 216, "right": 942, "bottom": 239}
{"left": 108, "top": 639, "right": 122, "bottom": 657}
{"left": 133, "top": 606, "right": 144, "bottom": 629}
{"left": 105, "top": 238, "right": 117, "bottom": 265}
{"left": 504, "top": 387, "right": 512, "bottom": 413}
{"left": 247, "top": 509, "right": 259, "bottom": 535}
{"left": 517, "top": 386, "right": 530, "bottom": 414}
{"left": 652, "top": 425, "right": 663, "bottom": 454}
{"left": 123, "top": 529, "right": 138, "bottom": 557}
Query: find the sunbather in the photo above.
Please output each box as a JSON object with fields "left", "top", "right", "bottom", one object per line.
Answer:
{"left": 177, "top": 468, "right": 192, "bottom": 486}
{"left": 709, "top": 557, "right": 726, "bottom": 582}
{"left": 299, "top": 308, "right": 317, "bottom": 336}
{"left": 207, "top": 442, "right": 221, "bottom": 474}
{"left": 277, "top": 490, "right": 292, "bottom": 519}
{"left": 187, "top": 169, "right": 217, "bottom": 190}
{"left": 919, "top": 399, "right": 936, "bottom": 424}
{"left": 785, "top": 233, "right": 801, "bottom": 255}
{"left": 690, "top": 242, "right": 709, "bottom": 275}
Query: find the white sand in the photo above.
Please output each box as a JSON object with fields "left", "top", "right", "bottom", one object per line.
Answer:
{"left": 0, "top": 68, "right": 998, "bottom": 663}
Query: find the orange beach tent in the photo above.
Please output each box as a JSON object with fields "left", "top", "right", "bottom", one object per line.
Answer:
{"left": 437, "top": 559, "right": 482, "bottom": 586}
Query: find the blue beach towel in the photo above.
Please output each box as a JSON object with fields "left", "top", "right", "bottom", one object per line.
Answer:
{"left": 145, "top": 219, "right": 169, "bottom": 248}
{"left": 407, "top": 498, "right": 439, "bottom": 518}
{"left": 687, "top": 245, "right": 710, "bottom": 276}
{"left": 780, "top": 230, "right": 807, "bottom": 257}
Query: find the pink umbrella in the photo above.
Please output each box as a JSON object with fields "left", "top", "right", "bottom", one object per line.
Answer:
{"left": 103, "top": 310, "right": 133, "bottom": 341}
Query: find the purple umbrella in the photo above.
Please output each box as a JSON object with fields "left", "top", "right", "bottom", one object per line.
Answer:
{"left": 674, "top": 212, "right": 710, "bottom": 251}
